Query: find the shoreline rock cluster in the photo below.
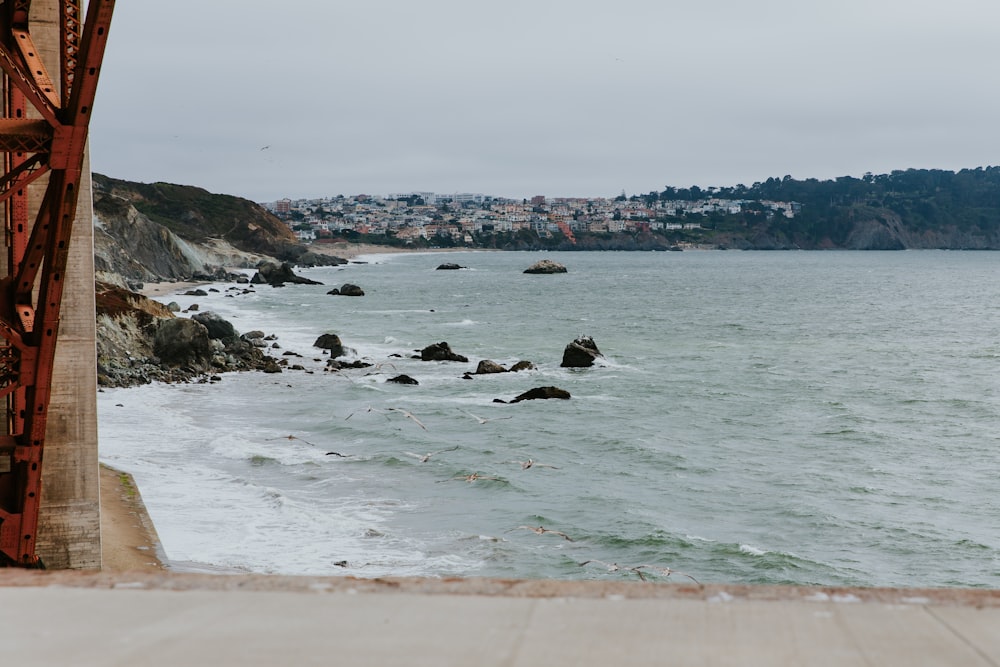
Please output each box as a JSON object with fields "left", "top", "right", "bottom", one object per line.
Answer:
{"left": 96, "top": 256, "right": 600, "bottom": 399}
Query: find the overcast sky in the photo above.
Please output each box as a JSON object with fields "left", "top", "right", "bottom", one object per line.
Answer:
{"left": 88, "top": 1, "right": 1000, "bottom": 202}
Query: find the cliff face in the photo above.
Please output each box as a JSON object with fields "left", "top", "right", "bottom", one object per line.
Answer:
{"left": 91, "top": 175, "right": 333, "bottom": 387}
{"left": 93, "top": 175, "right": 280, "bottom": 286}
{"left": 92, "top": 174, "right": 299, "bottom": 257}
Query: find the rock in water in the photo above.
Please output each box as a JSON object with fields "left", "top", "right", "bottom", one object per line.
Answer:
{"left": 523, "top": 259, "right": 567, "bottom": 274}
{"left": 561, "top": 336, "right": 603, "bottom": 368}
{"left": 153, "top": 318, "right": 212, "bottom": 368}
{"left": 191, "top": 311, "right": 238, "bottom": 342}
{"left": 474, "top": 359, "right": 508, "bottom": 374}
{"left": 337, "top": 283, "right": 365, "bottom": 296}
{"left": 419, "top": 341, "right": 469, "bottom": 362}
{"left": 387, "top": 374, "right": 419, "bottom": 385}
{"left": 313, "top": 333, "right": 345, "bottom": 358}
{"left": 252, "top": 261, "right": 324, "bottom": 287}
{"left": 436, "top": 263, "right": 466, "bottom": 270}
{"left": 508, "top": 386, "right": 572, "bottom": 403}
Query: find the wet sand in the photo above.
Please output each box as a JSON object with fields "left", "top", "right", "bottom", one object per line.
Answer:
{"left": 100, "top": 464, "right": 168, "bottom": 572}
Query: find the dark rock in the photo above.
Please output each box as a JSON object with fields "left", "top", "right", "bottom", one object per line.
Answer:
{"left": 186, "top": 303, "right": 199, "bottom": 311}
{"left": 510, "top": 360, "right": 535, "bottom": 372}
{"left": 328, "top": 283, "right": 364, "bottom": 296}
{"left": 252, "top": 261, "right": 324, "bottom": 287}
{"left": 325, "top": 359, "right": 373, "bottom": 371}
{"left": 297, "top": 251, "right": 348, "bottom": 267}
{"left": 510, "top": 386, "right": 571, "bottom": 403}
{"left": 420, "top": 341, "right": 469, "bottom": 362}
{"left": 153, "top": 318, "right": 212, "bottom": 368}
{"left": 561, "top": 336, "right": 603, "bottom": 368}
{"left": 474, "top": 360, "right": 508, "bottom": 374}
{"left": 313, "top": 333, "right": 345, "bottom": 358}
{"left": 191, "top": 311, "right": 238, "bottom": 342}
{"left": 183, "top": 288, "right": 209, "bottom": 296}
{"left": 524, "top": 259, "right": 567, "bottom": 274}
{"left": 387, "top": 374, "right": 419, "bottom": 385}
{"left": 261, "top": 358, "right": 283, "bottom": 373}
{"left": 436, "top": 263, "right": 466, "bottom": 270}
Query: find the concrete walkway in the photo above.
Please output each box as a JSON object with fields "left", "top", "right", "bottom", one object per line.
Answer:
{"left": 2, "top": 571, "right": 998, "bottom": 666}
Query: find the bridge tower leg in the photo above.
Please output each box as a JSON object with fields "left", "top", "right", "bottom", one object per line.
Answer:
{"left": 0, "top": 0, "right": 114, "bottom": 568}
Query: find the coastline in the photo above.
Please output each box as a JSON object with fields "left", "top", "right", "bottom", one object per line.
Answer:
{"left": 138, "top": 243, "right": 468, "bottom": 298}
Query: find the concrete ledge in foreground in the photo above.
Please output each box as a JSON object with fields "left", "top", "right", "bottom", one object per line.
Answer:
{"left": 2, "top": 571, "right": 999, "bottom": 666}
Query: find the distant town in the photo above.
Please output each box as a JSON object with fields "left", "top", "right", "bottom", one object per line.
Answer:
{"left": 262, "top": 192, "right": 800, "bottom": 247}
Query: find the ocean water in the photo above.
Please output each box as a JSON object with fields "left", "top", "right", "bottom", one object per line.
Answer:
{"left": 97, "top": 250, "right": 1000, "bottom": 588}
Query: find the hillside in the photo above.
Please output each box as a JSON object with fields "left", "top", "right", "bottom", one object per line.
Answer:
{"left": 91, "top": 175, "right": 345, "bottom": 387}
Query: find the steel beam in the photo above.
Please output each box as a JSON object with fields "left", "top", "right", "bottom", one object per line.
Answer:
{"left": 0, "top": 0, "right": 113, "bottom": 567}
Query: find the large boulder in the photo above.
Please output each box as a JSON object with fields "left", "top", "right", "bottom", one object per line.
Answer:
{"left": 153, "top": 318, "right": 213, "bottom": 369}
{"left": 314, "top": 333, "right": 345, "bottom": 358}
{"left": 436, "top": 263, "right": 466, "bottom": 270}
{"left": 252, "top": 261, "right": 324, "bottom": 287}
{"left": 524, "top": 259, "right": 567, "bottom": 274}
{"left": 508, "top": 386, "right": 571, "bottom": 403}
{"left": 561, "top": 336, "right": 603, "bottom": 368}
{"left": 419, "top": 341, "right": 469, "bottom": 362}
{"left": 328, "top": 283, "right": 365, "bottom": 296}
{"left": 191, "top": 311, "right": 238, "bottom": 342}
{"left": 474, "top": 359, "right": 508, "bottom": 374}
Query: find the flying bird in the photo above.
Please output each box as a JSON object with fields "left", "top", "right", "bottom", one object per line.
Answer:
{"left": 346, "top": 406, "right": 427, "bottom": 430}
{"left": 511, "top": 458, "right": 559, "bottom": 470}
{"left": 439, "top": 472, "right": 501, "bottom": 483}
{"left": 386, "top": 407, "right": 427, "bottom": 430}
{"left": 632, "top": 565, "right": 702, "bottom": 585}
{"left": 511, "top": 525, "right": 574, "bottom": 542}
{"left": 267, "top": 435, "right": 315, "bottom": 446}
{"left": 403, "top": 446, "right": 459, "bottom": 463}
{"left": 460, "top": 409, "right": 512, "bottom": 424}
{"left": 579, "top": 560, "right": 701, "bottom": 584}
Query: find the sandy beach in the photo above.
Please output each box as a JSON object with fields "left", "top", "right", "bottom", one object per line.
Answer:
{"left": 138, "top": 243, "right": 467, "bottom": 298}
{"left": 100, "top": 463, "right": 168, "bottom": 572}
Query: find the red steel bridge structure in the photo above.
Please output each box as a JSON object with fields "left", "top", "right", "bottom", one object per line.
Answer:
{"left": 0, "top": 0, "right": 114, "bottom": 566}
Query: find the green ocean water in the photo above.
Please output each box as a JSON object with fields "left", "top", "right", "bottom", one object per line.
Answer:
{"left": 98, "top": 250, "right": 1000, "bottom": 588}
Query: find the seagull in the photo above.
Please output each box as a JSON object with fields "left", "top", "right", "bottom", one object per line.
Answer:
{"left": 632, "top": 565, "right": 702, "bottom": 585}
{"left": 460, "top": 409, "right": 512, "bottom": 424}
{"left": 578, "top": 560, "right": 701, "bottom": 585}
{"left": 259, "top": 145, "right": 270, "bottom": 151}
{"left": 579, "top": 559, "right": 627, "bottom": 573}
{"left": 346, "top": 406, "right": 427, "bottom": 430}
{"left": 386, "top": 407, "right": 427, "bottom": 430}
{"left": 403, "top": 446, "right": 459, "bottom": 463}
{"left": 512, "top": 458, "right": 559, "bottom": 470}
{"left": 511, "top": 525, "right": 574, "bottom": 542}
{"left": 267, "top": 435, "right": 315, "bottom": 446}
{"left": 439, "top": 472, "right": 501, "bottom": 483}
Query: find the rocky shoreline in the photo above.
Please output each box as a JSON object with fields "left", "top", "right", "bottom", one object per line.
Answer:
{"left": 96, "top": 244, "right": 477, "bottom": 388}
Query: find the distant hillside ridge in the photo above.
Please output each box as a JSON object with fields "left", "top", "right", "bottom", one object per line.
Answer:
{"left": 93, "top": 173, "right": 300, "bottom": 257}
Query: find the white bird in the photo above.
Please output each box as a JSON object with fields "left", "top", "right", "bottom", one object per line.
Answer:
{"left": 632, "top": 565, "right": 702, "bottom": 585}
{"left": 460, "top": 409, "right": 512, "bottom": 424}
{"left": 386, "top": 407, "right": 427, "bottom": 430}
{"left": 440, "top": 472, "right": 501, "bottom": 483}
{"left": 403, "top": 446, "right": 458, "bottom": 463}
{"left": 346, "top": 406, "right": 427, "bottom": 430}
{"left": 579, "top": 560, "right": 701, "bottom": 585}
{"left": 267, "top": 434, "right": 315, "bottom": 446}
{"left": 511, "top": 525, "right": 574, "bottom": 542}
{"left": 511, "top": 458, "right": 559, "bottom": 470}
